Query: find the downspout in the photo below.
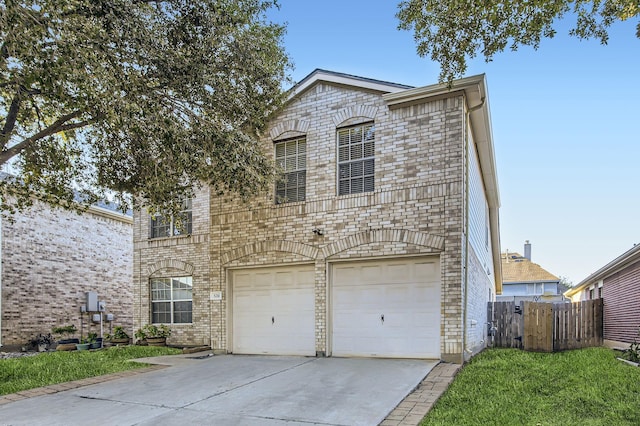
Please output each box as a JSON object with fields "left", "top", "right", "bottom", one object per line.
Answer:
{"left": 0, "top": 211, "right": 3, "bottom": 348}
{"left": 462, "top": 95, "right": 485, "bottom": 362}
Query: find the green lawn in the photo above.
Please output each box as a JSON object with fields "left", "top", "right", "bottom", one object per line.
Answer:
{"left": 0, "top": 346, "right": 181, "bottom": 395}
{"left": 421, "top": 347, "right": 640, "bottom": 426}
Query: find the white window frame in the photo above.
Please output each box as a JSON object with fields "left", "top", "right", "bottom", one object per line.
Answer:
{"left": 150, "top": 199, "right": 193, "bottom": 238}
{"left": 150, "top": 276, "right": 193, "bottom": 324}
{"left": 274, "top": 137, "right": 306, "bottom": 204}
{"left": 337, "top": 123, "right": 375, "bottom": 195}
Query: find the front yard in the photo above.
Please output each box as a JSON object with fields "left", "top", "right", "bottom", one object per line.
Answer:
{"left": 0, "top": 346, "right": 180, "bottom": 395}
{"left": 421, "top": 347, "right": 640, "bottom": 425}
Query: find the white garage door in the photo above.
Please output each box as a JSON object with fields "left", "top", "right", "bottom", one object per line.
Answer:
{"left": 231, "top": 264, "right": 315, "bottom": 356}
{"left": 332, "top": 257, "right": 441, "bottom": 358}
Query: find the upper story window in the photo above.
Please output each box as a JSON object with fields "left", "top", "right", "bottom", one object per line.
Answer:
{"left": 150, "top": 276, "right": 192, "bottom": 324}
{"left": 150, "top": 199, "right": 192, "bottom": 238}
{"left": 338, "top": 123, "right": 375, "bottom": 195}
{"left": 275, "top": 137, "right": 306, "bottom": 204}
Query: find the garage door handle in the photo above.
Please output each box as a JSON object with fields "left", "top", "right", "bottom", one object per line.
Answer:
{"left": 272, "top": 316, "right": 275, "bottom": 325}
{"left": 381, "top": 314, "right": 384, "bottom": 324}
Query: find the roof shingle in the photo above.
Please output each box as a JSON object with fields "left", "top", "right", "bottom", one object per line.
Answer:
{"left": 501, "top": 252, "right": 559, "bottom": 283}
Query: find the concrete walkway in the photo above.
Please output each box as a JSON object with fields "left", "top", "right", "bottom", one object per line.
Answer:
{"left": 0, "top": 352, "right": 458, "bottom": 426}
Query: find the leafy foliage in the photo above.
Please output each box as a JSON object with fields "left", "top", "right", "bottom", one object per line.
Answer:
{"left": 28, "top": 333, "right": 55, "bottom": 351}
{"left": 624, "top": 328, "right": 640, "bottom": 363}
{"left": 0, "top": 0, "right": 291, "bottom": 216}
{"left": 106, "top": 325, "right": 130, "bottom": 340}
{"left": 136, "top": 323, "right": 172, "bottom": 340}
{"left": 558, "top": 275, "right": 573, "bottom": 294}
{"left": 51, "top": 324, "right": 77, "bottom": 337}
{"left": 397, "top": 0, "right": 640, "bottom": 83}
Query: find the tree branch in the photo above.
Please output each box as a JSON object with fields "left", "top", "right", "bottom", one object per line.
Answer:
{"left": 0, "top": 88, "right": 22, "bottom": 149}
{"left": 0, "top": 110, "right": 82, "bottom": 166}
{"left": 59, "top": 119, "right": 94, "bottom": 132}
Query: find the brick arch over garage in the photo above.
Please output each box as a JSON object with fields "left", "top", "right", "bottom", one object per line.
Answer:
{"left": 322, "top": 229, "right": 444, "bottom": 259}
{"left": 221, "top": 240, "right": 319, "bottom": 265}
{"left": 147, "top": 259, "right": 195, "bottom": 277}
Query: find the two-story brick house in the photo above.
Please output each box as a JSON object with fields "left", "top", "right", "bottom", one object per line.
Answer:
{"left": 133, "top": 70, "right": 502, "bottom": 363}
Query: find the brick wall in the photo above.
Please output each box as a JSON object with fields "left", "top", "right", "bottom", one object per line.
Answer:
{"left": 133, "top": 79, "right": 488, "bottom": 361}
{"left": 1, "top": 202, "right": 132, "bottom": 348}
{"left": 133, "top": 186, "right": 211, "bottom": 347}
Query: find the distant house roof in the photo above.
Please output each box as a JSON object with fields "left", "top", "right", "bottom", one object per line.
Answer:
{"left": 565, "top": 244, "right": 640, "bottom": 298}
{"left": 501, "top": 252, "right": 559, "bottom": 283}
{"left": 0, "top": 171, "right": 131, "bottom": 221}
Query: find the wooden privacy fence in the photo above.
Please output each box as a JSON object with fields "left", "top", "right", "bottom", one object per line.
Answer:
{"left": 487, "top": 299, "right": 603, "bottom": 352}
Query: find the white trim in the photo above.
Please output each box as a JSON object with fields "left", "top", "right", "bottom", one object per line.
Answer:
{"left": 289, "top": 69, "right": 409, "bottom": 101}
{"left": 336, "top": 123, "right": 375, "bottom": 196}
{"left": 88, "top": 205, "right": 133, "bottom": 224}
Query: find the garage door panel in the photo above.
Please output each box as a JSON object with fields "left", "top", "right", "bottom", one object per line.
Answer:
{"left": 332, "top": 257, "right": 441, "bottom": 359}
{"left": 232, "top": 265, "right": 315, "bottom": 356}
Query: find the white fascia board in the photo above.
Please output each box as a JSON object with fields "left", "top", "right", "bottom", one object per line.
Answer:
{"left": 88, "top": 205, "right": 133, "bottom": 224}
{"left": 567, "top": 244, "right": 640, "bottom": 296}
{"left": 288, "top": 69, "right": 410, "bottom": 101}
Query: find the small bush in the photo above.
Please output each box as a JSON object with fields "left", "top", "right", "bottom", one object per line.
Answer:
{"left": 623, "top": 328, "right": 640, "bottom": 363}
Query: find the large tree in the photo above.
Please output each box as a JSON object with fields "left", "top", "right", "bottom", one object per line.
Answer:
{"left": 397, "top": 0, "right": 640, "bottom": 83}
{"left": 0, "top": 0, "right": 290, "bottom": 215}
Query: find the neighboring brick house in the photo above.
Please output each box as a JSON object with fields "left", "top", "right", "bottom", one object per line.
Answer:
{"left": 0, "top": 199, "right": 133, "bottom": 349}
{"left": 498, "top": 241, "right": 563, "bottom": 302}
{"left": 133, "top": 70, "right": 502, "bottom": 363}
{"left": 565, "top": 244, "right": 640, "bottom": 348}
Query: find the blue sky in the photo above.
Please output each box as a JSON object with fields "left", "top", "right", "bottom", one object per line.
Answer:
{"left": 268, "top": 1, "right": 640, "bottom": 285}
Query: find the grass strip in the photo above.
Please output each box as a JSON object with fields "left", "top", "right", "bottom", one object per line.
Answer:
{"left": 421, "top": 347, "right": 640, "bottom": 426}
{"left": 0, "top": 346, "right": 181, "bottom": 395}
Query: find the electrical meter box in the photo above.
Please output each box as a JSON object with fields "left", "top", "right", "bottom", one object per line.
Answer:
{"left": 86, "top": 291, "right": 98, "bottom": 312}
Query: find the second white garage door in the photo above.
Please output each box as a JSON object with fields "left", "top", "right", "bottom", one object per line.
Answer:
{"left": 231, "top": 264, "right": 315, "bottom": 356}
{"left": 331, "top": 257, "right": 441, "bottom": 358}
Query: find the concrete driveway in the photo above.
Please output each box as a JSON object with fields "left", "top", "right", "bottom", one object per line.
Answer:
{"left": 0, "top": 353, "right": 437, "bottom": 425}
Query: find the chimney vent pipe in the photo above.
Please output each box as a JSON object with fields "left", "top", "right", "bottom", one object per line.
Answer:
{"left": 524, "top": 240, "right": 532, "bottom": 261}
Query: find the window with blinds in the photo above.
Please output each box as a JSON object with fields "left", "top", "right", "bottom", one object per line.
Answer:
{"left": 338, "top": 123, "right": 375, "bottom": 195}
{"left": 275, "top": 137, "right": 306, "bottom": 204}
